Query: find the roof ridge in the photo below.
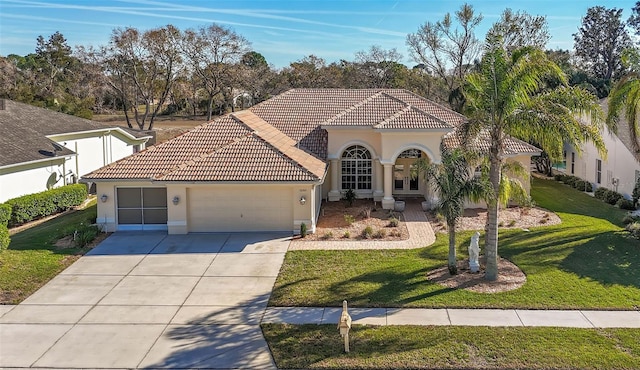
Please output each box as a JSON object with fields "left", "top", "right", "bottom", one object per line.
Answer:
{"left": 375, "top": 104, "right": 413, "bottom": 128}
{"left": 322, "top": 90, "right": 386, "bottom": 125}
{"left": 232, "top": 110, "right": 326, "bottom": 179}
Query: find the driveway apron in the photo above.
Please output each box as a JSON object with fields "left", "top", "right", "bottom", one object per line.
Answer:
{"left": 0, "top": 231, "right": 289, "bottom": 369}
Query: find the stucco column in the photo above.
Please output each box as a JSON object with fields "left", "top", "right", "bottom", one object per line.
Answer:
{"left": 328, "top": 159, "right": 341, "bottom": 201}
{"left": 382, "top": 163, "right": 395, "bottom": 209}
{"left": 373, "top": 159, "right": 384, "bottom": 201}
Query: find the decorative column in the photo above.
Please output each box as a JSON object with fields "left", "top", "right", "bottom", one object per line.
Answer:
{"left": 373, "top": 159, "right": 384, "bottom": 201}
{"left": 382, "top": 163, "right": 395, "bottom": 209}
{"left": 328, "top": 159, "right": 341, "bottom": 201}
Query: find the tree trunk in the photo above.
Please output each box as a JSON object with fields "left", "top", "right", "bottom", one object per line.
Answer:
{"left": 448, "top": 219, "right": 457, "bottom": 275}
{"left": 207, "top": 95, "right": 214, "bottom": 121}
{"left": 485, "top": 153, "right": 502, "bottom": 281}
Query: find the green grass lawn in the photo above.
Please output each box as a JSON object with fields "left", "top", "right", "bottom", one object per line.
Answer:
{"left": 0, "top": 202, "right": 97, "bottom": 304}
{"left": 263, "top": 324, "right": 640, "bottom": 369}
{"left": 269, "top": 177, "right": 640, "bottom": 309}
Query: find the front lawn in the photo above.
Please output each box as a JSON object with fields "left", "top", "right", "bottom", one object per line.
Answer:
{"left": 263, "top": 324, "right": 640, "bottom": 369}
{"left": 269, "top": 177, "right": 640, "bottom": 309}
{"left": 0, "top": 202, "right": 98, "bottom": 304}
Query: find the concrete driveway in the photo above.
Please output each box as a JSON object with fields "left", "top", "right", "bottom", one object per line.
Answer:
{"left": 0, "top": 231, "right": 290, "bottom": 369}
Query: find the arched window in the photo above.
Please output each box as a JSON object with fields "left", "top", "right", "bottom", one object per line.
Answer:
{"left": 341, "top": 145, "right": 372, "bottom": 190}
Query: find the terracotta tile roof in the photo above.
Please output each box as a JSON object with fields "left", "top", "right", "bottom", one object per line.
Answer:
{"left": 442, "top": 129, "right": 541, "bottom": 156}
{"left": 83, "top": 89, "right": 539, "bottom": 183}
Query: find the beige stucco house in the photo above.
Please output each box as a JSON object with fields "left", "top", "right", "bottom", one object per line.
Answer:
{"left": 82, "top": 89, "right": 539, "bottom": 234}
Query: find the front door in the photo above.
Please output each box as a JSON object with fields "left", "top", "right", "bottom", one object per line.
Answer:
{"left": 393, "top": 158, "right": 420, "bottom": 194}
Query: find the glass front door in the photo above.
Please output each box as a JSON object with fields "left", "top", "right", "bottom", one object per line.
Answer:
{"left": 393, "top": 159, "right": 420, "bottom": 194}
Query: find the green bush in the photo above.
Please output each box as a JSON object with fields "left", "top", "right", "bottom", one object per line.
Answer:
{"left": 617, "top": 198, "right": 636, "bottom": 210}
{"left": 6, "top": 184, "right": 87, "bottom": 227}
{"left": 342, "top": 188, "right": 356, "bottom": 207}
{"left": 300, "top": 222, "right": 307, "bottom": 238}
{"left": 563, "top": 176, "right": 578, "bottom": 186}
{"left": 0, "top": 203, "right": 11, "bottom": 226}
{"left": 633, "top": 177, "right": 640, "bottom": 206}
{"left": 74, "top": 223, "right": 99, "bottom": 248}
{"left": 572, "top": 180, "right": 593, "bottom": 192}
{"left": 388, "top": 217, "right": 399, "bottom": 227}
{"left": 553, "top": 174, "right": 566, "bottom": 182}
{"left": 361, "top": 226, "right": 374, "bottom": 239}
{"left": 0, "top": 225, "right": 9, "bottom": 252}
{"left": 622, "top": 214, "right": 639, "bottom": 225}
{"left": 594, "top": 187, "right": 608, "bottom": 200}
{"left": 626, "top": 222, "right": 640, "bottom": 239}
{"left": 603, "top": 189, "right": 623, "bottom": 205}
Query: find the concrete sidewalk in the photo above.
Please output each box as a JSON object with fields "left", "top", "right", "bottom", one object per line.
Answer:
{"left": 263, "top": 307, "right": 640, "bottom": 328}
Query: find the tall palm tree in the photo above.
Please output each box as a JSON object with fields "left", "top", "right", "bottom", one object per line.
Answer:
{"left": 415, "top": 148, "right": 492, "bottom": 275}
{"left": 607, "top": 48, "right": 640, "bottom": 162}
{"left": 463, "top": 43, "right": 605, "bottom": 281}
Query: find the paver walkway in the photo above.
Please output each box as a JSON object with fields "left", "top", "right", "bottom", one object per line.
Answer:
{"left": 290, "top": 201, "right": 436, "bottom": 250}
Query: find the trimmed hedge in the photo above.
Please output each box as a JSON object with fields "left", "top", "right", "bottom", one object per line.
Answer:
{"left": 594, "top": 187, "right": 624, "bottom": 206}
{"left": 0, "top": 203, "right": 11, "bottom": 226}
{"left": 617, "top": 198, "right": 636, "bottom": 210}
{"left": 5, "top": 184, "right": 87, "bottom": 227}
{"left": 0, "top": 225, "right": 9, "bottom": 252}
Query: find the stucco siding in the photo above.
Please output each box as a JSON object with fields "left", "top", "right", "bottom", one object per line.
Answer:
{"left": 0, "top": 159, "right": 67, "bottom": 202}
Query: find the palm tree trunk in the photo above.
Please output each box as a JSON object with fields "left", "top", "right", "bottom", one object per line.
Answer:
{"left": 485, "top": 154, "right": 502, "bottom": 281}
{"left": 448, "top": 220, "right": 457, "bottom": 275}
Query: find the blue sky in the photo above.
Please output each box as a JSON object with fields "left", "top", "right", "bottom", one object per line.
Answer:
{"left": 0, "top": 0, "right": 637, "bottom": 68}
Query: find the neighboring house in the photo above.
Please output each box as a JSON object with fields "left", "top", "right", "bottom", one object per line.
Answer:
{"left": 82, "top": 89, "right": 539, "bottom": 234}
{"left": 562, "top": 100, "right": 640, "bottom": 199}
{"left": 0, "top": 99, "right": 151, "bottom": 203}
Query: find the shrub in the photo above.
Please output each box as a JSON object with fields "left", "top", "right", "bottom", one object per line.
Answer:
{"left": 342, "top": 231, "right": 350, "bottom": 239}
{"left": 626, "top": 222, "right": 640, "bottom": 239}
{"left": 553, "top": 174, "right": 565, "bottom": 182}
{"left": 342, "top": 188, "right": 356, "bottom": 207}
{"left": 6, "top": 184, "right": 87, "bottom": 227}
{"left": 563, "top": 176, "right": 577, "bottom": 186}
{"left": 75, "top": 223, "right": 99, "bottom": 248}
{"left": 508, "top": 220, "right": 517, "bottom": 227}
{"left": 361, "top": 226, "right": 374, "bottom": 239}
{"left": 0, "top": 225, "right": 9, "bottom": 252}
{"left": 373, "top": 228, "right": 387, "bottom": 239}
{"left": 388, "top": 217, "right": 399, "bottom": 227}
{"left": 617, "top": 198, "right": 636, "bottom": 210}
{"left": 321, "top": 231, "right": 333, "bottom": 240}
{"left": 594, "top": 187, "right": 608, "bottom": 200}
{"left": 622, "top": 214, "right": 639, "bottom": 225}
{"left": 300, "top": 222, "right": 307, "bottom": 238}
{"left": 573, "top": 180, "right": 593, "bottom": 192}
{"left": 633, "top": 177, "right": 640, "bottom": 206}
{"left": 360, "top": 207, "right": 372, "bottom": 219}
{"left": 0, "top": 203, "right": 11, "bottom": 226}
{"left": 344, "top": 214, "right": 355, "bottom": 225}
{"left": 603, "top": 190, "right": 623, "bottom": 205}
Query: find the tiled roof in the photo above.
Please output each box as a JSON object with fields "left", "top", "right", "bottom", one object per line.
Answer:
{"left": 83, "top": 112, "right": 327, "bottom": 182}
{"left": 442, "top": 129, "right": 541, "bottom": 156}
{"left": 83, "top": 89, "right": 539, "bottom": 183}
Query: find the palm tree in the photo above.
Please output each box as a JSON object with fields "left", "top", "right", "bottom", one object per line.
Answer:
{"left": 463, "top": 42, "right": 605, "bottom": 281}
{"left": 607, "top": 48, "right": 640, "bottom": 162}
{"left": 415, "top": 148, "right": 492, "bottom": 275}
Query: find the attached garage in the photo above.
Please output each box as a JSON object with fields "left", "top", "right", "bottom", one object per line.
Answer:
{"left": 187, "top": 186, "right": 293, "bottom": 232}
{"left": 116, "top": 187, "right": 168, "bottom": 230}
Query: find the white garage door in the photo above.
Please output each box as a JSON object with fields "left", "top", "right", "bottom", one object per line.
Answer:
{"left": 187, "top": 186, "right": 293, "bottom": 232}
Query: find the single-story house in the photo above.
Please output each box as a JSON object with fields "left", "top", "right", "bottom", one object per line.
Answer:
{"left": 82, "top": 89, "right": 540, "bottom": 234}
{"left": 562, "top": 99, "right": 640, "bottom": 199}
{"left": 0, "top": 99, "right": 151, "bottom": 202}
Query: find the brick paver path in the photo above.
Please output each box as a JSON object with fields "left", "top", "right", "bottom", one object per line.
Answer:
{"left": 289, "top": 201, "right": 436, "bottom": 250}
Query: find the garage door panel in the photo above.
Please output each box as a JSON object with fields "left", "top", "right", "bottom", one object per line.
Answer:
{"left": 188, "top": 187, "right": 292, "bottom": 232}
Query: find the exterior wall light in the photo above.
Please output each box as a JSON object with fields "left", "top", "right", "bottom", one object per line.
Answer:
{"left": 100, "top": 194, "right": 108, "bottom": 203}
{"left": 299, "top": 196, "right": 306, "bottom": 205}
{"left": 172, "top": 196, "right": 180, "bottom": 205}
